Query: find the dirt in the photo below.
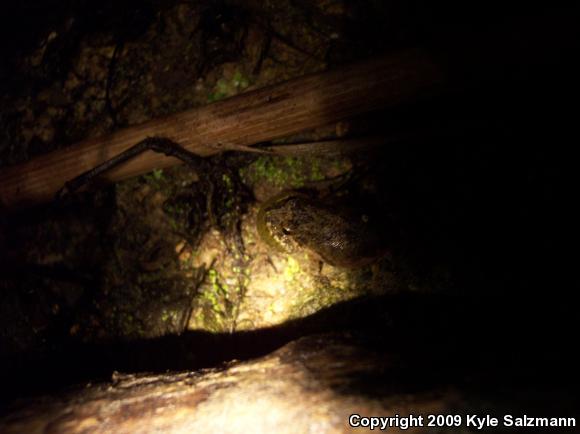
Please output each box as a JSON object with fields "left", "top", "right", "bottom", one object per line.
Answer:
{"left": 0, "top": 0, "right": 417, "bottom": 354}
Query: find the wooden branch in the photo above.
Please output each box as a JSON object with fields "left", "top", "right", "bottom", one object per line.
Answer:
{"left": 265, "top": 134, "right": 422, "bottom": 156}
{"left": 1, "top": 7, "right": 576, "bottom": 211}
{"left": 0, "top": 50, "right": 445, "bottom": 210}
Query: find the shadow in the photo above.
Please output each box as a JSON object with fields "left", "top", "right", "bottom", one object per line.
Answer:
{"left": 1, "top": 3, "right": 579, "bottom": 419}
{"left": 1, "top": 292, "right": 578, "bottom": 406}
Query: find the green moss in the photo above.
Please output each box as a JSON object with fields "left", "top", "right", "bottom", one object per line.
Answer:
{"left": 240, "top": 155, "right": 328, "bottom": 189}
{"left": 208, "top": 70, "right": 250, "bottom": 103}
{"left": 207, "top": 91, "right": 227, "bottom": 103}
{"left": 232, "top": 71, "right": 249, "bottom": 89}
{"left": 221, "top": 173, "right": 236, "bottom": 209}
{"left": 152, "top": 168, "right": 164, "bottom": 180}
{"left": 142, "top": 168, "right": 167, "bottom": 189}
{"left": 202, "top": 268, "right": 229, "bottom": 317}
{"left": 283, "top": 257, "right": 301, "bottom": 281}
{"left": 196, "top": 264, "right": 251, "bottom": 333}
{"left": 160, "top": 308, "right": 181, "bottom": 323}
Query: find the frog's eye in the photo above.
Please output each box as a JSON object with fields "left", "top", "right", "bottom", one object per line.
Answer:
{"left": 282, "top": 226, "right": 292, "bottom": 235}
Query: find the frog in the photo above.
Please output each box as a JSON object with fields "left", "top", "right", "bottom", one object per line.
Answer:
{"left": 257, "top": 191, "right": 387, "bottom": 268}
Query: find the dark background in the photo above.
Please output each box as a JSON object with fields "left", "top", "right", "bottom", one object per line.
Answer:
{"left": 0, "top": 0, "right": 578, "bottom": 413}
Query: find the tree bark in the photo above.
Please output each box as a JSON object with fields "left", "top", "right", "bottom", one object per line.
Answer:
{"left": 0, "top": 334, "right": 454, "bottom": 434}
{"left": 0, "top": 50, "right": 444, "bottom": 210}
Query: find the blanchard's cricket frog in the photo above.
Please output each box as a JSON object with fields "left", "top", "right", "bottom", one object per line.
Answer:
{"left": 257, "top": 191, "right": 386, "bottom": 267}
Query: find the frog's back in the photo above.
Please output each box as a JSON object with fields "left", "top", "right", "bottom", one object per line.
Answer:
{"left": 291, "top": 201, "right": 386, "bottom": 267}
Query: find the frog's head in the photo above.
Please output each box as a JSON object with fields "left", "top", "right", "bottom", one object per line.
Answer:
{"left": 257, "top": 190, "right": 317, "bottom": 252}
{"left": 261, "top": 199, "right": 302, "bottom": 253}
